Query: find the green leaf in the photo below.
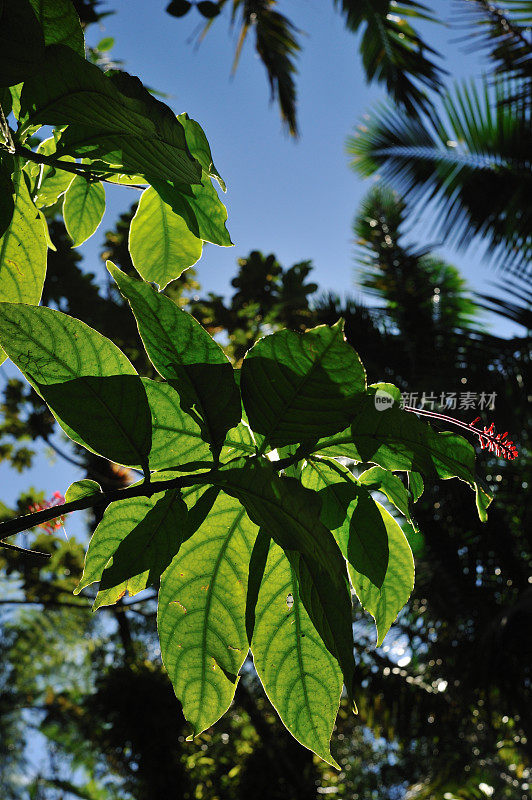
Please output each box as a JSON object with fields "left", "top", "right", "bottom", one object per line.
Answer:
{"left": 0, "top": 303, "right": 152, "bottom": 468}
{"left": 409, "top": 471, "right": 424, "bottom": 502}
{"left": 0, "top": 168, "right": 47, "bottom": 366}
{"left": 301, "top": 458, "right": 413, "bottom": 644}
{"left": 65, "top": 479, "right": 102, "bottom": 503}
{"left": 251, "top": 537, "right": 342, "bottom": 767}
{"left": 20, "top": 45, "right": 202, "bottom": 187}
{"left": 151, "top": 174, "right": 232, "bottom": 247}
{"left": 216, "top": 459, "right": 356, "bottom": 699}
{"left": 158, "top": 489, "right": 257, "bottom": 737}
{"left": 220, "top": 421, "right": 256, "bottom": 461}
{"left": 358, "top": 465, "right": 412, "bottom": 521}
{"left": 0, "top": 0, "right": 45, "bottom": 87}
{"left": 129, "top": 187, "right": 202, "bottom": 288}
{"left": 28, "top": 0, "right": 85, "bottom": 57}
{"left": 315, "top": 388, "right": 490, "bottom": 514}
{"left": 76, "top": 488, "right": 187, "bottom": 609}
{"left": 349, "top": 501, "right": 415, "bottom": 647}
{"left": 63, "top": 175, "right": 105, "bottom": 246}
{"left": 178, "top": 112, "right": 226, "bottom": 191}
{"left": 143, "top": 378, "right": 212, "bottom": 470}
{"left": 108, "top": 263, "right": 241, "bottom": 453}
{"left": 301, "top": 459, "right": 389, "bottom": 590}
{"left": 96, "top": 37, "right": 114, "bottom": 52}
{"left": 241, "top": 321, "right": 366, "bottom": 449}
{"left": 32, "top": 137, "right": 76, "bottom": 208}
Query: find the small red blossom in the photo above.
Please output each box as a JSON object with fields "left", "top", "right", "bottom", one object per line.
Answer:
{"left": 28, "top": 492, "right": 67, "bottom": 534}
{"left": 403, "top": 406, "right": 519, "bottom": 461}
{"left": 468, "top": 417, "right": 519, "bottom": 460}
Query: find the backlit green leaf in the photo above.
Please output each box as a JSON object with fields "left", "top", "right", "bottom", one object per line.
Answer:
{"left": 65, "top": 479, "right": 102, "bottom": 503}
{"left": 143, "top": 378, "right": 212, "bottom": 470}
{"left": 28, "top": 0, "right": 85, "bottom": 57}
{"left": 0, "top": 303, "right": 152, "bottom": 468}
{"left": 129, "top": 187, "right": 202, "bottom": 288}
{"left": 152, "top": 173, "right": 232, "bottom": 247}
{"left": 217, "top": 459, "right": 356, "bottom": 698}
{"left": 0, "top": 168, "right": 47, "bottom": 366}
{"left": 20, "top": 45, "right": 202, "bottom": 186}
{"left": 251, "top": 537, "right": 342, "bottom": 767}
{"left": 108, "top": 263, "right": 241, "bottom": 453}
{"left": 76, "top": 488, "right": 187, "bottom": 609}
{"left": 178, "top": 112, "right": 226, "bottom": 191}
{"left": 409, "top": 471, "right": 424, "bottom": 502}
{"left": 158, "top": 489, "right": 257, "bottom": 737}
{"left": 358, "top": 465, "right": 412, "bottom": 521}
{"left": 32, "top": 137, "right": 75, "bottom": 208}
{"left": 220, "top": 422, "right": 256, "bottom": 461}
{"left": 301, "top": 457, "right": 413, "bottom": 644}
{"left": 349, "top": 501, "right": 415, "bottom": 647}
{"left": 63, "top": 175, "right": 105, "bottom": 246}
{"left": 301, "top": 458, "right": 389, "bottom": 589}
{"left": 241, "top": 321, "right": 366, "bottom": 449}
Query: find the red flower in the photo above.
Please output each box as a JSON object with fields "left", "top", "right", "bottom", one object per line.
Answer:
{"left": 403, "top": 406, "right": 518, "bottom": 461}
{"left": 28, "top": 492, "right": 67, "bottom": 534}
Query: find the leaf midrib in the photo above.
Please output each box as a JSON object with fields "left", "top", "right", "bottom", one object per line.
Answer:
{"left": 197, "top": 504, "right": 247, "bottom": 723}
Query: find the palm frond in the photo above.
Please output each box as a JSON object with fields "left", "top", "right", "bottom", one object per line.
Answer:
{"left": 348, "top": 79, "right": 532, "bottom": 276}
{"left": 476, "top": 278, "right": 532, "bottom": 329}
{"left": 455, "top": 0, "right": 532, "bottom": 89}
{"left": 333, "top": 0, "right": 446, "bottom": 116}
{"left": 198, "top": 1, "right": 301, "bottom": 135}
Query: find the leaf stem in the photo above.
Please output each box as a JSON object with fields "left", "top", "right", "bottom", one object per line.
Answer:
{"left": 0, "top": 447, "right": 316, "bottom": 548}
{"left": 0, "top": 469, "right": 217, "bottom": 542}
{"left": 13, "top": 144, "right": 144, "bottom": 187}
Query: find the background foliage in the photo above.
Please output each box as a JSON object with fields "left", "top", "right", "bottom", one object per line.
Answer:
{"left": 0, "top": 1, "right": 530, "bottom": 799}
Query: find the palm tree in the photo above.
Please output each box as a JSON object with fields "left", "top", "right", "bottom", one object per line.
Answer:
{"left": 166, "top": 0, "right": 444, "bottom": 135}
{"left": 348, "top": 77, "right": 532, "bottom": 277}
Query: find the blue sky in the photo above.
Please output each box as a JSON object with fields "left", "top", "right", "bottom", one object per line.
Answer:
{"left": 80, "top": 0, "right": 520, "bottom": 317}
{"left": 1, "top": 0, "right": 525, "bottom": 514}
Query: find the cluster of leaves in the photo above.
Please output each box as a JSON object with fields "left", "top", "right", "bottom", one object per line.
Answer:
{"left": 0, "top": 257, "right": 493, "bottom": 762}
{"left": 0, "top": 0, "right": 517, "bottom": 771}
{"left": 0, "top": 0, "right": 232, "bottom": 369}
{"left": 0, "top": 191, "right": 528, "bottom": 797}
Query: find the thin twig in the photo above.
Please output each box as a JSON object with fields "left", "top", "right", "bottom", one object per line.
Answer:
{"left": 0, "top": 540, "right": 50, "bottom": 558}
{"left": 13, "top": 144, "right": 145, "bottom": 187}
{"left": 0, "top": 445, "right": 311, "bottom": 545}
{"left": 0, "top": 469, "right": 217, "bottom": 541}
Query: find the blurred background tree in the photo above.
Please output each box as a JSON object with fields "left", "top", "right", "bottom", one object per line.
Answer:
{"left": 1, "top": 184, "right": 529, "bottom": 798}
